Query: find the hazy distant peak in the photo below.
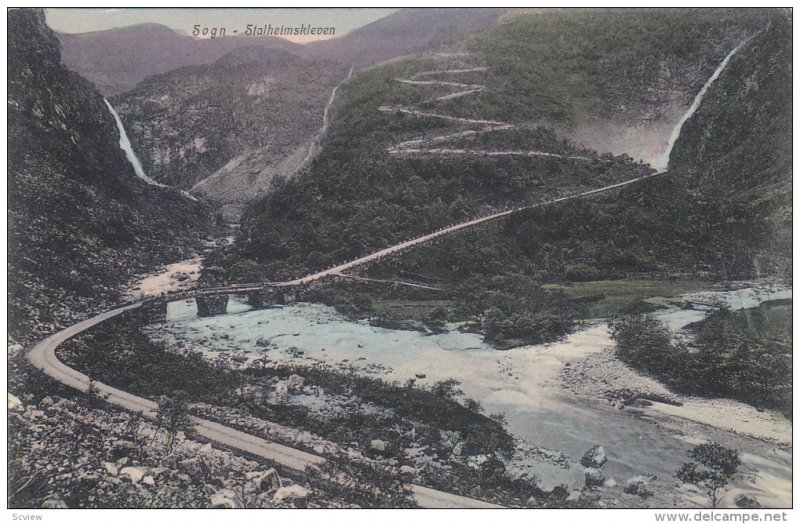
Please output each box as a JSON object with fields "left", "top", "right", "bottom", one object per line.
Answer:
{"left": 56, "top": 22, "right": 180, "bottom": 38}
{"left": 216, "top": 46, "right": 303, "bottom": 67}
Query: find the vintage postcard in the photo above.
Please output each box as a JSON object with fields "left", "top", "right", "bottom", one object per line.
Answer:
{"left": 6, "top": 5, "right": 793, "bottom": 518}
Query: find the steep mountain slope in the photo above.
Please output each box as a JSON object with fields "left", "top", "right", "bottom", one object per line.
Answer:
{"left": 202, "top": 9, "right": 788, "bottom": 347}
{"left": 459, "top": 8, "right": 768, "bottom": 162}
{"left": 111, "top": 48, "right": 349, "bottom": 217}
{"left": 219, "top": 9, "right": 769, "bottom": 281}
{"left": 303, "top": 8, "right": 508, "bottom": 67}
{"left": 56, "top": 22, "right": 301, "bottom": 95}
{"left": 666, "top": 12, "right": 792, "bottom": 277}
{"left": 379, "top": 11, "right": 791, "bottom": 284}
{"left": 103, "top": 10, "right": 506, "bottom": 215}
{"left": 8, "top": 9, "right": 211, "bottom": 342}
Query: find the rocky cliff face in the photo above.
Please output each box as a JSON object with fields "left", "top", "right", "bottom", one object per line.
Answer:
{"left": 8, "top": 8, "right": 211, "bottom": 342}
{"left": 668, "top": 12, "right": 792, "bottom": 277}
{"left": 111, "top": 48, "right": 348, "bottom": 216}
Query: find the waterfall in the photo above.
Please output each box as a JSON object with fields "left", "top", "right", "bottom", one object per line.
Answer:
{"left": 653, "top": 38, "right": 750, "bottom": 172}
{"left": 103, "top": 99, "right": 198, "bottom": 201}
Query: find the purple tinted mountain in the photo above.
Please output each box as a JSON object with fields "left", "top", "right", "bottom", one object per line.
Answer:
{"left": 8, "top": 9, "right": 210, "bottom": 342}
{"left": 110, "top": 48, "right": 349, "bottom": 217}
{"left": 303, "top": 8, "right": 508, "bottom": 67}
{"left": 58, "top": 10, "right": 509, "bottom": 216}
{"left": 57, "top": 23, "right": 301, "bottom": 96}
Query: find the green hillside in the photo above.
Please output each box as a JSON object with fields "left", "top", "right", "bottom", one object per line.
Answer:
{"left": 213, "top": 9, "right": 788, "bottom": 347}
{"left": 459, "top": 8, "right": 765, "bottom": 128}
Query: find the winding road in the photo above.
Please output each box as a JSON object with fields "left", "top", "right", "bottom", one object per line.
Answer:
{"left": 379, "top": 62, "right": 595, "bottom": 162}
{"left": 26, "top": 302, "right": 501, "bottom": 508}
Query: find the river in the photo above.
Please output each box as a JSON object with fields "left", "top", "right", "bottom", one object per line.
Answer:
{"left": 148, "top": 281, "right": 791, "bottom": 508}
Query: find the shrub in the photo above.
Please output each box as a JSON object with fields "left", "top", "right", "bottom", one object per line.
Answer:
{"left": 676, "top": 442, "right": 740, "bottom": 508}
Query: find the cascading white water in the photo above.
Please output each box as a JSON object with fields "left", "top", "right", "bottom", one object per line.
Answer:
{"left": 104, "top": 98, "right": 198, "bottom": 201}
{"left": 104, "top": 98, "right": 165, "bottom": 186}
{"left": 653, "top": 38, "right": 750, "bottom": 172}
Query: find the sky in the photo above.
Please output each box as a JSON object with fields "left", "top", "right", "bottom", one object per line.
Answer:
{"left": 45, "top": 8, "right": 397, "bottom": 44}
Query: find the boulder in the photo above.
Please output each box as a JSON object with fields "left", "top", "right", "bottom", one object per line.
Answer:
{"left": 103, "top": 462, "right": 119, "bottom": 476}
{"left": 142, "top": 475, "right": 155, "bottom": 487}
{"left": 210, "top": 489, "right": 238, "bottom": 509}
{"left": 120, "top": 466, "right": 148, "bottom": 484}
{"left": 286, "top": 374, "right": 305, "bottom": 390}
{"left": 273, "top": 485, "right": 310, "bottom": 503}
{"left": 399, "top": 465, "right": 416, "bottom": 476}
{"left": 370, "top": 439, "right": 387, "bottom": 452}
{"left": 274, "top": 382, "right": 289, "bottom": 396}
{"left": 40, "top": 396, "right": 54, "bottom": 407}
{"left": 41, "top": 497, "right": 68, "bottom": 509}
{"left": 735, "top": 495, "right": 761, "bottom": 509}
{"left": 581, "top": 445, "right": 607, "bottom": 468}
{"left": 246, "top": 469, "right": 281, "bottom": 493}
{"left": 623, "top": 476, "right": 654, "bottom": 498}
{"left": 584, "top": 467, "right": 606, "bottom": 488}
{"left": 467, "top": 454, "right": 489, "bottom": 469}
{"left": 7, "top": 393, "right": 22, "bottom": 411}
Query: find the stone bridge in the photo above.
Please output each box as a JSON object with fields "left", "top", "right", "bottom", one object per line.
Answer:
{"left": 137, "top": 170, "right": 670, "bottom": 321}
{"left": 140, "top": 282, "right": 314, "bottom": 320}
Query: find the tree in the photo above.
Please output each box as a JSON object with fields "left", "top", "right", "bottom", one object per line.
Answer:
{"left": 676, "top": 442, "right": 741, "bottom": 508}
{"left": 156, "top": 395, "right": 195, "bottom": 453}
{"left": 432, "top": 379, "right": 463, "bottom": 399}
{"left": 84, "top": 378, "right": 109, "bottom": 408}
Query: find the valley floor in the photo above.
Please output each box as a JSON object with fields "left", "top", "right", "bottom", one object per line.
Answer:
{"left": 147, "top": 280, "right": 791, "bottom": 508}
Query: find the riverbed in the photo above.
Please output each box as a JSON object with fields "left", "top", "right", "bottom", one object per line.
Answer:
{"left": 148, "top": 281, "right": 791, "bottom": 508}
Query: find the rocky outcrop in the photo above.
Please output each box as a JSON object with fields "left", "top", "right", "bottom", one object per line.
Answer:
{"left": 623, "top": 475, "right": 655, "bottom": 498}
{"left": 112, "top": 48, "right": 349, "bottom": 207}
{"left": 8, "top": 8, "right": 211, "bottom": 343}
{"left": 580, "top": 445, "right": 607, "bottom": 469}
{"left": 6, "top": 391, "right": 327, "bottom": 509}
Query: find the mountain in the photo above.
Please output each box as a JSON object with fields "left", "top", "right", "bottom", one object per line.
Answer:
{"left": 200, "top": 8, "right": 788, "bottom": 346}
{"left": 457, "top": 8, "right": 769, "bottom": 162}
{"left": 56, "top": 22, "right": 302, "bottom": 95}
{"left": 380, "top": 10, "right": 792, "bottom": 285}
{"left": 110, "top": 47, "right": 349, "bottom": 218}
{"left": 218, "top": 8, "right": 770, "bottom": 280}
{"left": 303, "top": 8, "right": 509, "bottom": 67}
{"left": 666, "top": 11, "right": 792, "bottom": 277}
{"left": 8, "top": 9, "right": 211, "bottom": 342}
